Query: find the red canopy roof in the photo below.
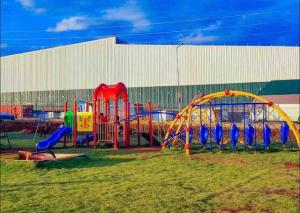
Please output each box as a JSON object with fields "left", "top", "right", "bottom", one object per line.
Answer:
{"left": 93, "top": 82, "right": 128, "bottom": 101}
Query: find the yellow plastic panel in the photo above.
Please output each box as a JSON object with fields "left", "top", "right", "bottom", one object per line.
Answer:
{"left": 77, "top": 112, "right": 93, "bottom": 132}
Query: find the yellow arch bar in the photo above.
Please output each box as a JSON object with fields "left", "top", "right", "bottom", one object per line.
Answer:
{"left": 165, "top": 90, "right": 300, "bottom": 149}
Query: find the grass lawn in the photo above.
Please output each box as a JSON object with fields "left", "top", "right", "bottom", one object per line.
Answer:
{"left": 0, "top": 134, "right": 299, "bottom": 212}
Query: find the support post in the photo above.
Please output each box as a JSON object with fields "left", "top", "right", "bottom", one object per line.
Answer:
{"left": 185, "top": 103, "right": 193, "bottom": 155}
{"left": 199, "top": 106, "right": 202, "bottom": 126}
{"left": 63, "top": 100, "right": 68, "bottom": 148}
{"left": 243, "top": 103, "right": 246, "bottom": 147}
{"left": 73, "top": 99, "right": 77, "bottom": 148}
{"left": 105, "top": 99, "right": 109, "bottom": 141}
{"left": 262, "top": 104, "right": 266, "bottom": 127}
{"left": 86, "top": 101, "right": 89, "bottom": 112}
{"left": 136, "top": 103, "right": 141, "bottom": 146}
{"left": 105, "top": 99, "right": 110, "bottom": 119}
{"left": 209, "top": 104, "right": 212, "bottom": 150}
{"left": 127, "top": 102, "right": 131, "bottom": 146}
{"left": 254, "top": 104, "right": 257, "bottom": 149}
{"left": 123, "top": 99, "right": 129, "bottom": 146}
{"left": 93, "top": 99, "right": 97, "bottom": 149}
{"left": 220, "top": 105, "right": 224, "bottom": 147}
{"left": 148, "top": 101, "right": 153, "bottom": 146}
{"left": 64, "top": 100, "right": 68, "bottom": 112}
{"left": 113, "top": 99, "right": 118, "bottom": 150}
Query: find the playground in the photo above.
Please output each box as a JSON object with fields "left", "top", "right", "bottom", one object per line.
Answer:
{"left": 1, "top": 83, "right": 299, "bottom": 212}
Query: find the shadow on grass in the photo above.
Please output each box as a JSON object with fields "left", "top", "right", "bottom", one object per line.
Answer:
{"left": 1, "top": 156, "right": 137, "bottom": 192}
{"left": 1, "top": 178, "right": 114, "bottom": 192}
{"left": 189, "top": 142, "right": 299, "bottom": 154}
{"left": 36, "top": 155, "right": 136, "bottom": 170}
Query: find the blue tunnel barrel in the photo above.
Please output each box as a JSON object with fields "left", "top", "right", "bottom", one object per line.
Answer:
{"left": 245, "top": 124, "right": 255, "bottom": 146}
{"left": 189, "top": 126, "right": 194, "bottom": 142}
{"left": 230, "top": 123, "right": 239, "bottom": 148}
{"left": 167, "top": 132, "right": 176, "bottom": 148}
{"left": 263, "top": 124, "right": 271, "bottom": 148}
{"left": 199, "top": 124, "right": 209, "bottom": 145}
{"left": 213, "top": 123, "right": 223, "bottom": 145}
{"left": 280, "top": 122, "right": 289, "bottom": 145}
{"left": 179, "top": 127, "right": 193, "bottom": 142}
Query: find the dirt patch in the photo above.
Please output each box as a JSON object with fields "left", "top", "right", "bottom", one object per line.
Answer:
{"left": 235, "top": 159, "right": 250, "bottom": 165}
{"left": 121, "top": 147, "right": 161, "bottom": 152}
{"left": 190, "top": 156, "right": 212, "bottom": 162}
{"left": 238, "top": 188, "right": 250, "bottom": 193}
{"left": 285, "top": 173, "right": 299, "bottom": 178}
{"left": 19, "top": 128, "right": 35, "bottom": 134}
{"left": 263, "top": 188, "right": 300, "bottom": 199}
{"left": 217, "top": 157, "right": 251, "bottom": 166}
{"left": 217, "top": 206, "right": 255, "bottom": 212}
{"left": 284, "top": 161, "right": 300, "bottom": 169}
{"left": 191, "top": 156, "right": 251, "bottom": 166}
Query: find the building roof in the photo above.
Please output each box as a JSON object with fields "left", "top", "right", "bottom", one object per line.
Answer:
{"left": 258, "top": 79, "right": 300, "bottom": 95}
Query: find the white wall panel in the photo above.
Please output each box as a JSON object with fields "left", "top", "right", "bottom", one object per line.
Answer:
{"left": 1, "top": 37, "right": 299, "bottom": 93}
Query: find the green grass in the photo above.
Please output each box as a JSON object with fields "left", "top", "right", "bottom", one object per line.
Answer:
{"left": 1, "top": 136, "right": 299, "bottom": 212}
{"left": 0, "top": 132, "right": 51, "bottom": 150}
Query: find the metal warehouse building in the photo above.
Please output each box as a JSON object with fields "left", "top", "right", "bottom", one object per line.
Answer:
{"left": 1, "top": 37, "right": 299, "bottom": 113}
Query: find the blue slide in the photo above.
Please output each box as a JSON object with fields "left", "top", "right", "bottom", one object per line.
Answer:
{"left": 76, "top": 134, "right": 93, "bottom": 144}
{"left": 36, "top": 126, "right": 72, "bottom": 151}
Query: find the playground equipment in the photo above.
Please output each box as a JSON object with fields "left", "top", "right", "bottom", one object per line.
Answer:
{"left": 127, "top": 102, "right": 174, "bottom": 147}
{"left": 93, "top": 82, "right": 129, "bottom": 150}
{"left": 92, "top": 82, "right": 175, "bottom": 149}
{"left": 36, "top": 99, "right": 94, "bottom": 151}
{"left": 8, "top": 83, "right": 298, "bottom": 155}
{"left": 36, "top": 126, "right": 72, "bottom": 151}
{"left": 0, "top": 113, "right": 15, "bottom": 149}
{"left": 35, "top": 82, "right": 174, "bottom": 151}
{"left": 163, "top": 90, "right": 300, "bottom": 155}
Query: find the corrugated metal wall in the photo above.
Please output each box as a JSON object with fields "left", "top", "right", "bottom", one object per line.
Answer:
{"left": 179, "top": 45, "right": 299, "bottom": 85}
{"left": 0, "top": 82, "right": 269, "bottom": 110}
{"left": 1, "top": 37, "right": 299, "bottom": 93}
{"left": 1, "top": 37, "right": 299, "bottom": 109}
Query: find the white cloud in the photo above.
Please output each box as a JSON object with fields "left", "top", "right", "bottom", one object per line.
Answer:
{"left": 34, "top": 8, "right": 47, "bottom": 15}
{"left": 16, "top": 0, "right": 34, "bottom": 7}
{"left": 47, "top": 16, "right": 96, "bottom": 32}
{"left": 102, "top": 0, "right": 150, "bottom": 31}
{"left": 1, "top": 43, "right": 8, "bottom": 48}
{"left": 47, "top": 1, "right": 150, "bottom": 33}
{"left": 179, "top": 32, "right": 218, "bottom": 44}
{"left": 16, "top": 0, "right": 46, "bottom": 14}
{"left": 178, "top": 21, "right": 222, "bottom": 44}
{"left": 202, "top": 21, "right": 222, "bottom": 31}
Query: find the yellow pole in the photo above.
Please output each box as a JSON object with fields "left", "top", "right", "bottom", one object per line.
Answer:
{"left": 185, "top": 103, "right": 194, "bottom": 155}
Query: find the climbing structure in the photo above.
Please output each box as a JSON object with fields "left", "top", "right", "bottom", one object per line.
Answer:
{"left": 93, "top": 82, "right": 129, "bottom": 150}
{"left": 163, "top": 90, "right": 300, "bottom": 155}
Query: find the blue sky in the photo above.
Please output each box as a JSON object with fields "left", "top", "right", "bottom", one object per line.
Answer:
{"left": 1, "top": 0, "right": 299, "bottom": 56}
